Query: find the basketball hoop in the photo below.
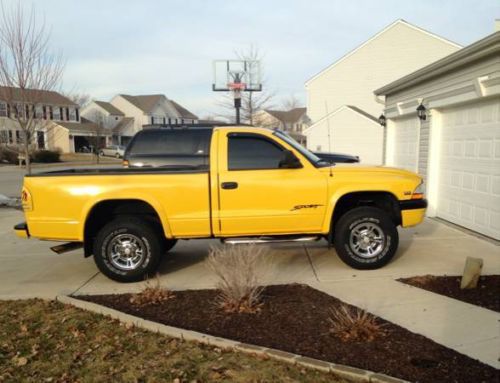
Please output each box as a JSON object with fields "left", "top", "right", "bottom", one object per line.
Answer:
{"left": 228, "top": 82, "right": 246, "bottom": 91}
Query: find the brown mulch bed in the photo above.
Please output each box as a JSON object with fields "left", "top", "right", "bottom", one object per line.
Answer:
{"left": 399, "top": 275, "right": 500, "bottom": 312}
{"left": 78, "top": 284, "right": 499, "bottom": 383}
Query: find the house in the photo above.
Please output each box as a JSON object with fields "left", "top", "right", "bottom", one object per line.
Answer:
{"left": 304, "top": 19, "right": 462, "bottom": 164}
{"left": 374, "top": 30, "right": 500, "bottom": 240}
{"left": 253, "top": 107, "right": 310, "bottom": 143}
{"left": 81, "top": 94, "right": 199, "bottom": 146}
{"left": 303, "top": 105, "right": 383, "bottom": 163}
{"left": 0, "top": 86, "right": 82, "bottom": 151}
{"left": 46, "top": 117, "right": 107, "bottom": 153}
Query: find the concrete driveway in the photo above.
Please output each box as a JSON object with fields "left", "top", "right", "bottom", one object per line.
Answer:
{"left": 0, "top": 207, "right": 499, "bottom": 367}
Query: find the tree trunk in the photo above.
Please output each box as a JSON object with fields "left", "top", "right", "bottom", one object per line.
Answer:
{"left": 24, "top": 139, "right": 31, "bottom": 175}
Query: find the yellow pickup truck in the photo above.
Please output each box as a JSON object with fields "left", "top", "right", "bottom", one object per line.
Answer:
{"left": 15, "top": 126, "right": 427, "bottom": 282}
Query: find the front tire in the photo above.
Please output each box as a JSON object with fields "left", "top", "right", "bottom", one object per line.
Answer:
{"left": 93, "top": 217, "right": 164, "bottom": 282}
{"left": 333, "top": 207, "right": 398, "bottom": 270}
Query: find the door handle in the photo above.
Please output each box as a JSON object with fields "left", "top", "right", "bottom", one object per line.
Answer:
{"left": 221, "top": 182, "right": 238, "bottom": 190}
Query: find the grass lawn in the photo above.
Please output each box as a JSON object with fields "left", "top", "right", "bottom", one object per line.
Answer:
{"left": 0, "top": 299, "right": 341, "bottom": 382}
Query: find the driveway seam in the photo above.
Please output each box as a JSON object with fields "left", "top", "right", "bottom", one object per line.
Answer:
{"left": 303, "top": 244, "right": 320, "bottom": 282}
{"left": 70, "top": 271, "right": 100, "bottom": 296}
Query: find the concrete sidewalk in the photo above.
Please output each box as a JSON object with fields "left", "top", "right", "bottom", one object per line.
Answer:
{"left": 0, "top": 207, "right": 499, "bottom": 368}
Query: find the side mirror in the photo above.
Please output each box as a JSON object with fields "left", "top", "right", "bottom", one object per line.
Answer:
{"left": 279, "top": 150, "right": 302, "bottom": 169}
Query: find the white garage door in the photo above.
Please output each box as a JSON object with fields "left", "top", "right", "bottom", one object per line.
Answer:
{"left": 437, "top": 98, "right": 500, "bottom": 240}
{"left": 393, "top": 116, "right": 419, "bottom": 171}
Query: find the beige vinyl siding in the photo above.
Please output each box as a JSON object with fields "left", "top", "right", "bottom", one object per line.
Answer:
{"left": 418, "top": 117, "right": 430, "bottom": 183}
{"left": 305, "top": 107, "right": 383, "bottom": 164}
{"left": 306, "top": 21, "right": 461, "bottom": 123}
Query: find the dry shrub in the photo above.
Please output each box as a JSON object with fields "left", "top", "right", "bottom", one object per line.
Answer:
{"left": 129, "top": 275, "right": 174, "bottom": 306}
{"left": 329, "top": 304, "right": 386, "bottom": 342}
{"left": 206, "top": 244, "right": 269, "bottom": 314}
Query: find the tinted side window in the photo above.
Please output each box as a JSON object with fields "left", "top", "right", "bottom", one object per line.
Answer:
{"left": 228, "top": 135, "right": 283, "bottom": 170}
{"left": 131, "top": 130, "right": 211, "bottom": 156}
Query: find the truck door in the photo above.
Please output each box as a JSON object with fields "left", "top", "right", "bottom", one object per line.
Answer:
{"left": 216, "top": 131, "right": 328, "bottom": 236}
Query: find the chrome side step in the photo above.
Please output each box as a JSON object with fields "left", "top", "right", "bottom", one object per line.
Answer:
{"left": 223, "top": 236, "right": 321, "bottom": 245}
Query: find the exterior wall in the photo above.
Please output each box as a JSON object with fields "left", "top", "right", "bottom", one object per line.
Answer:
{"left": 306, "top": 21, "right": 461, "bottom": 123}
{"left": 46, "top": 124, "right": 70, "bottom": 153}
{"left": 81, "top": 102, "right": 123, "bottom": 130}
{"left": 253, "top": 111, "right": 282, "bottom": 128}
{"left": 110, "top": 95, "right": 145, "bottom": 134}
{"left": 305, "top": 107, "right": 383, "bottom": 164}
{"left": 417, "top": 117, "right": 430, "bottom": 182}
{"left": 384, "top": 55, "right": 500, "bottom": 116}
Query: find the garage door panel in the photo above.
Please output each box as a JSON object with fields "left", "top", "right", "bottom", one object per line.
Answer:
{"left": 437, "top": 98, "right": 500, "bottom": 240}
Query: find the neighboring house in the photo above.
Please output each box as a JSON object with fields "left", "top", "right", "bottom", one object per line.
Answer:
{"left": 304, "top": 19, "right": 462, "bottom": 164}
{"left": 303, "top": 105, "right": 383, "bottom": 163}
{"left": 46, "top": 117, "right": 107, "bottom": 153}
{"left": 254, "top": 107, "right": 310, "bottom": 143}
{"left": 0, "top": 86, "right": 80, "bottom": 151}
{"left": 374, "top": 30, "right": 500, "bottom": 240}
{"left": 81, "top": 94, "right": 199, "bottom": 146}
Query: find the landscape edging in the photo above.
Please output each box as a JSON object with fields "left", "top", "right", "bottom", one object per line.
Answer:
{"left": 56, "top": 295, "right": 410, "bottom": 383}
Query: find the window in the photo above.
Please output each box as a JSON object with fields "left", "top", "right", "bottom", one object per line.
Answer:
{"left": 228, "top": 134, "right": 284, "bottom": 170}
{"left": 75, "top": 108, "right": 79, "bottom": 122}
{"left": 59, "top": 107, "right": 64, "bottom": 120}
{"left": 65, "top": 107, "right": 70, "bottom": 121}
{"left": 0, "top": 102, "right": 6, "bottom": 117}
{"left": 15, "top": 130, "right": 21, "bottom": 144}
{"left": 0, "top": 130, "right": 8, "bottom": 144}
{"left": 35, "top": 105, "right": 43, "bottom": 119}
{"left": 69, "top": 108, "right": 76, "bottom": 121}
{"left": 131, "top": 129, "right": 212, "bottom": 157}
{"left": 53, "top": 107, "right": 60, "bottom": 120}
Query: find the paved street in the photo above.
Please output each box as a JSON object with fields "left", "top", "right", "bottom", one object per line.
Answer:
{"left": 0, "top": 207, "right": 499, "bottom": 368}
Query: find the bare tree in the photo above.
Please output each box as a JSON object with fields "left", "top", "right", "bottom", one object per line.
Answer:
{"left": 0, "top": 2, "right": 64, "bottom": 174}
{"left": 86, "top": 109, "right": 106, "bottom": 164}
{"left": 282, "top": 93, "right": 301, "bottom": 110}
{"left": 217, "top": 45, "right": 274, "bottom": 125}
{"left": 63, "top": 91, "right": 90, "bottom": 108}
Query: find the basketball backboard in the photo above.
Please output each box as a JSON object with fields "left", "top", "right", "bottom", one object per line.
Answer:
{"left": 212, "top": 59, "right": 262, "bottom": 92}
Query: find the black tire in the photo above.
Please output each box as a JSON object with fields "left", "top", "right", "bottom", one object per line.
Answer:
{"left": 93, "top": 217, "right": 164, "bottom": 282}
{"left": 115, "top": 153, "right": 121, "bottom": 158}
{"left": 333, "top": 207, "right": 398, "bottom": 270}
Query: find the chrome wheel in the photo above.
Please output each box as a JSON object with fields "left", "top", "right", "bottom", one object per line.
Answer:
{"left": 349, "top": 222, "right": 386, "bottom": 259}
{"left": 107, "top": 234, "right": 146, "bottom": 270}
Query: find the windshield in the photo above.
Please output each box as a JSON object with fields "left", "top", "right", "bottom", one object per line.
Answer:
{"left": 273, "top": 130, "right": 330, "bottom": 168}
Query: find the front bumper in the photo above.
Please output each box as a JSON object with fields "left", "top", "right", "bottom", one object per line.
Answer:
{"left": 400, "top": 199, "right": 427, "bottom": 228}
{"left": 14, "top": 222, "right": 29, "bottom": 238}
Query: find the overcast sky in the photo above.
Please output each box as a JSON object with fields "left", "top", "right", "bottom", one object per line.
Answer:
{"left": 3, "top": 0, "right": 499, "bottom": 117}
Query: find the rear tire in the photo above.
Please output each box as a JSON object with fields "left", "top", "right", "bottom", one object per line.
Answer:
{"left": 93, "top": 217, "right": 164, "bottom": 282}
{"left": 333, "top": 207, "right": 398, "bottom": 270}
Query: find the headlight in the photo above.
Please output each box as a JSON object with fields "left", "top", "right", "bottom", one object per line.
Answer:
{"left": 412, "top": 181, "right": 425, "bottom": 199}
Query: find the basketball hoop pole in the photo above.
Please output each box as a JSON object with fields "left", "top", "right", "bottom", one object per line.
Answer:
{"left": 232, "top": 74, "right": 243, "bottom": 125}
